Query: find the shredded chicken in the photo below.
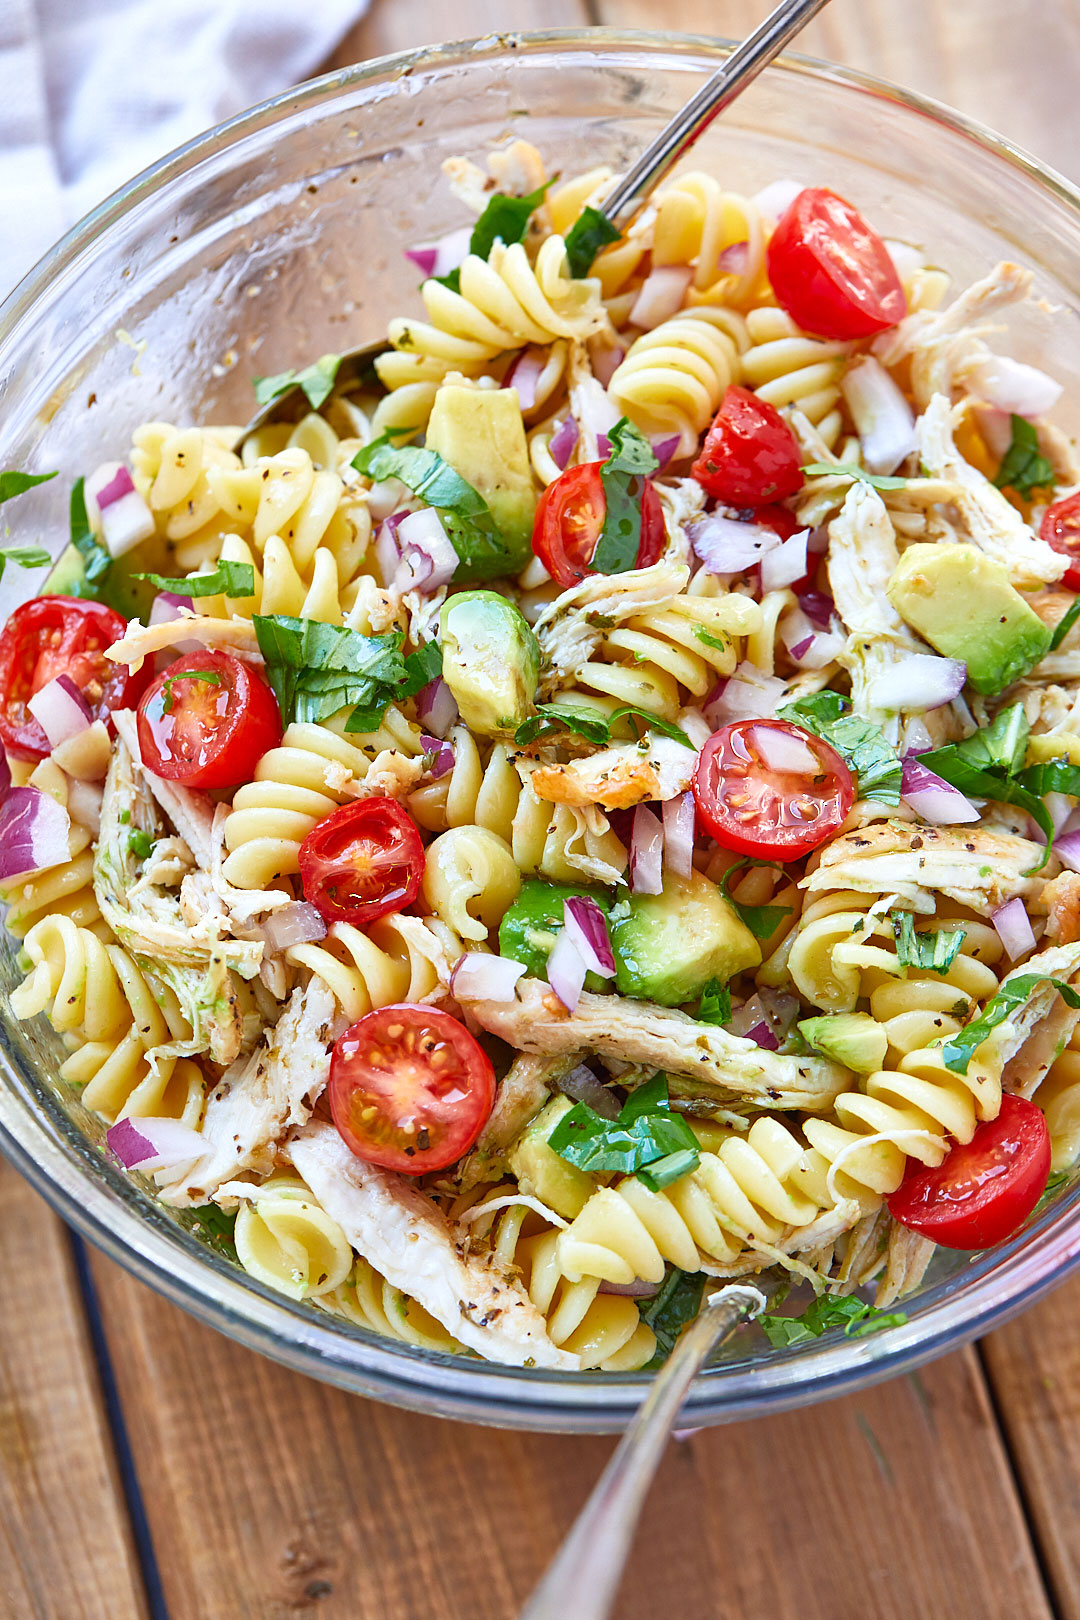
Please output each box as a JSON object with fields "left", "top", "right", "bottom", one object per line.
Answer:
{"left": 1042, "top": 872, "right": 1080, "bottom": 945}
{"left": 874, "top": 261, "right": 1033, "bottom": 409}
{"left": 288, "top": 1121, "right": 577, "bottom": 1369}
{"left": 533, "top": 558, "right": 690, "bottom": 693}
{"left": 996, "top": 942, "right": 1080, "bottom": 1097}
{"left": 529, "top": 735, "right": 695, "bottom": 809}
{"left": 160, "top": 979, "right": 338, "bottom": 1206}
{"left": 113, "top": 709, "right": 216, "bottom": 868}
{"left": 875, "top": 1223, "right": 936, "bottom": 1308}
{"left": 462, "top": 978, "right": 850, "bottom": 1111}
{"left": 803, "top": 820, "right": 1054, "bottom": 916}
{"left": 105, "top": 613, "right": 260, "bottom": 674}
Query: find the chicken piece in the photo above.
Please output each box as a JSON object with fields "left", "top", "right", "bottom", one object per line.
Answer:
{"left": 1042, "top": 872, "right": 1080, "bottom": 945}
{"left": 105, "top": 613, "right": 260, "bottom": 675}
{"left": 113, "top": 709, "right": 216, "bottom": 868}
{"left": 916, "top": 394, "right": 1065, "bottom": 589}
{"left": 160, "top": 979, "right": 338, "bottom": 1206}
{"left": 996, "top": 941, "right": 1080, "bottom": 1098}
{"left": 875, "top": 1223, "right": 936, "bottom": 1308}
{"left": 529, "top": 735, "right": 695, "bottom": 810}
{"left": 458, "top": 1054, "right": 578, "bottom": 1191}
{"left": 874, "top": 261, "right": 1033, "bottom": 410}
{"left": 463, "top": 978, "right": 849, "bottom": 1111}
{"left": 534, "top": 558, "right": 690, "bottom": 692}
{"left": 802, "top": 820, "right": 1053, "bottom": 916}
{"left": 288, "top": 1121, "right": 577, "bottom": 1370}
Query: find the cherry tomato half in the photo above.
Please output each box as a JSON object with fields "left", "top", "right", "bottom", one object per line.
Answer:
{"left": 532, "top": 461, "right": 666, "bottom": 588}
{"left": 299, "top": 798, "right": 425, "bottom": 927}
{"left": 136, "top": 649, "right": 281, "bottom": 790}
{"left": 693, "top": 718, "right": 854, "bottom": 860}
{"left": 329, "top": 1003, "right": 496, "bottom": 1175}
{"left": 1041, "top": 492, "right": 1080, "bottom": 592}
{"left": 766, "top": 187, "right": 907, "bottom": 341}
{"left": 887, "top": 1093, "right": 1051, "bottom": 1251}
{"left": 0, "top": 596, "right": 148, "bottom": 761}
{"left": 692, "top": 387, "right": 804, "bottom": 508}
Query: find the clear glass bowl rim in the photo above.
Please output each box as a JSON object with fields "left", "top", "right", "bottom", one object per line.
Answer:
{"left": 2, "top": 27, "right": 1080, "bottom": 1432}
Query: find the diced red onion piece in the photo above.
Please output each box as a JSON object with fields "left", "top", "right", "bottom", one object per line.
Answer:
{"left": 902, "top": 716, "right": 935, "bottom": 756}
{"left": 598, "top": 1278, "right": 662, "bottom": 1298}
{"left": 577, "top": 376, "right": 622, "bottom": 449}
{"left": 549, "top": 417, "right": 580, "bottom": 470}
{"left": 450, "top": 952, "right": 526, "bottom": 1003}
{"left": 28, "top": 675, "right": 93, "bottom": 748}
{"left": 781, "top": 606, "right": 844, "bottom": 670}
{"left": 149, "top": 591, "right": 190, "bottom": 626}
{"left": 744, "top": 1020, "right": 780, "bottom": 1051}
{"left": 0, "top": 786, "right": 70, "bottom": 880}
{"left": 705, "top": 663, "right": 787, "bottom": 726}
{"left": 759, "top": 528, "right": 809, "bottom": 591}
{"left": 546, "top": 927, "right": 588, "bottom": 1012}
{"left": 753, "top": 178, "right": 805, "bottom": 225}
{"left": 0, "top": 749, "right": 10, "bottom": 807}
{"left": 406, "top": 225, "right": 472, "bottom": 281}
{"left": 590, "top": 343, "right": 625, "bottom": 389}
{"left": 421, "top": 735, "right": 455, "bottom": 778}
{"left": 992, "top": 897, "right": 1036, "bottom": 961}
{"left": 662, "top": 791, "right": 696, "bottom": 879}
{"left": 752, "top": 724, "right": 820, "bottom": 775}
{"left": 806, "top": 525, "right": 830, "bottom": 555}
{"left": 95, "top": 465, "right": 136, "bottom": 508}
{"left": 966, "top": 354, "right": 1063, "bottom": 420}
{"left": 1055, "top": 829, "right": 1080, "bottom": 873}
{"left": 651, "top": 434, "right": 681, "bottom": 472}
{"left": 690, "top": 513, "right": 780, "bottom": 574}
{"left": 395, "top": 508, "right": 457, "bottom": 593}
{"left": 884, "top": 239, "right": 924, "bottom": 285}
{"left": 865, "top": 653, "right": 967, "bottom": 713}
{"left": 417, "top": 677, "right": 458, "bottom": 740}
{"left": 106, "top": 1115, "right": 207, "bottom": 1172}
{"left": 630, "top": 266, "right": 692, "bottom": 330}
{"left": 900, "top": 756, "right": 980, "bottom": 825}
{"left": 790, "top": 635, "right": 814, "bottom": 660}
{"left": 558, "top": 1064, "right": 620, "bottom": 1119}
{"left": 506, "top": 346, "right": 546, "bottom": 412}
{"left": 798, "top": 589, "right": 835, "bottom": 628}
{"left": 563, "top": 896, "right": 616, "bottom": 977}
{"left": 405, "top": 245, "right": 438, "bottom": 278}
{"left": 374, "top": 515, "right": 404, "bottom": 582}
{"left": 596, "top": 433, "right": 612, "bottom": 459}
{"left": 259, "top": 902, "right": 328, "bottom": 953}
{"left": 629, "top": 805, "right": 664, "bottom": 896}
{"left": 841, "top": 357, "right": 918, "bottom": 475}
{"left": 717, "top": 241, "right": 749, "bottom": 275}
{"left": 1046, "top": 792, "right": 1075, "bottom": 836}
{"left": 100, "top": 489, "right": 156, "bottom": 558}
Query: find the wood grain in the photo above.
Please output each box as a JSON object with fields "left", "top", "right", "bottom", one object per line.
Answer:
{"left": 90, "top": 1248, "right": 1051, "bottom": 1620}
{"left": 328, "top": 0, "right": 589, "bottom": 69}
{"left": 0, "top": 1164, "right": 147, "bottom": 1620}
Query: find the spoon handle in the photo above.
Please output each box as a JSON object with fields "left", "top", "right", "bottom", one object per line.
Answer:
{"left": 516, "top": 1285, "right": 765, "bottom": 1620}
{"left": 602, "top": 0, "right": 833, "bottom": 234}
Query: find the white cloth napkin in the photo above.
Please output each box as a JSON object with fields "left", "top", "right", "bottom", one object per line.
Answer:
{"left": 0, "top": 0, "right": 366, "bottom": 295}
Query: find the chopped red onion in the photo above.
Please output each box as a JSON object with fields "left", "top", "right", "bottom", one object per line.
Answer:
{"left": 28, "top": 675, "right": 92, "bottom": 748}
{"left": 806, "top": 525, "right": 830, "bottom": 555}
{"left": 549, "top": 417, "right": 579, "bottom": 470}
{"left": 651, "top": 434, "right": 682, "bottom": 472}
{"left": 596, "top": 433, "right": 612, "bottom": 459}
{"left": 629, "top": 266, "right": 693, "bottom": 330}
{"left": 717, "top": 241, "right": 749, "bottom": 275}
{"left": 558, "top": 1064, "right": 620, "bottom": 1119}
{"left": 506, "top": 346, "right": 547, "bottom": 412}
{"left": 87, "top": 460, "right": 155, "bottom": 557}
{"left": 752, "top": 178, "right": 805, "bottom": 225}
{"left": 690, "top": 512, "right": 780, "bottom": 575}
{"left": 417, "top": 678, "right": 458, "bottom": 740}
{"left": 901, "top": 715, "right": 935, "bottom": 756}
{"left": 745, "top": 1021, "right": 780, "bottom": 1050}
{"left": 781, "top": 607, "right": 843, "bottom": 670}
{"left": 394, "top": 508, "right": 457, "bottom": 593}
{"left": 405, "top": 245, "right": 438, "bottom": 279}
{"left": 900, "top": 756, "right": 980, "bottom": 825}
{"left": 705, "top": 663, "right": 787, "bottom": 726}
{"left": 662, "top": 791, "right": 695, "bottom": 879}
{"left": 1055, "top": 829, "right": 1080, "bottom": 872}
{"left": 865, "top": 654, "right": 966, "bottom": 713}
{"left": 759, "top": 528, "right": 809, "bottom": 592}
{"left": 546, "top": 926, "right": 588, "bottom": 1012}
{"left": 374, "top": 513, "right": 406, "bottom": 582}
{"left": 258, "top": 902, "right": 328, "bottom": 953}
{"left": 884, "top": 238, "right": 923, "bottom": 285}
{"left": 752, "top": 725, "right": 820, "bottom": 775}
{"left": 149, "top": 591, "right": 191, "bottom": 625}
{"left": 0, "top": 749, "right": 10, "bottom": 806}
{"left": 992, "top": 897, "right": 1036, "bottom": 961}
{"left": 798, "top": 589, "right": 835, "bottom": 629}
{"left": 598, "top": 1278, "right": 661, "bottom": 1298}
{"left": 590, "top": 343, "right": 625, "bottom": 389}
{"left": 95, "top": 465, "right": 136, "bottom": 508}
{"left": 841, "top": 357, "right": 917, "bottom": 475}
{"left": 106, "top": 1115, "right": 206, "bottom": 1173}
{"left": 563, "top": 896, "right": 616, "bottom": 977}
{"left": 405, "top": 225, "right": 472, "bottom": 282}
{"left": 421, "top": 735, "right": 455, "bottom": 778}
{"left": 629, "top": 805, "right": 664, "bottom": 896}
{"left": 966, "top": 354, "right": 1062, "bottom": 420}
{"left": 0, "top": 787, "right": 70, "bottom": 880}
{"left": 450, "top": 952, "right": 526, "bottom": 1002}
{"left": 790, "top": 636, "right": 814, "bottom": 660}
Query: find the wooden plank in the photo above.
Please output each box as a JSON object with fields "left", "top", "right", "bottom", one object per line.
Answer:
{"left": 0, "top": 1164, "right": 147, "bottom": 1620}
{"left": 90, "top": 1248, "right": 1051, "bottom": 1620}
{"left": 327, "top": 0, "right": 589, "bottom": 69}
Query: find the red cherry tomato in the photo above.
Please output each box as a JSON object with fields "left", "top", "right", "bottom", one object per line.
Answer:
{"left": 136, "top": 649, "right": 280, "bottom": 790}
{"left": 1040, "top": 492, "right": 1080, "bottom": 592}
{"left": 766, "top": 187, "right": 907, "bottom": 341}
{"left": 692, "top": 387, "right": 804, "bottom": 507}
{"left": 329, "top": 1003, "right": 496, "bottom": 1175}
{"left": 0, "top": 596, "right": 148, "bottom": 761}
{"left": 299, "top": 798, "right": 425, "bottom": 927}
{"left": 887, "top": 1094, "right": 1051, "bottom": 1250}
{"left": 532, "top": 461, "right": 666, "bottom": 588}
{"left": 693, "top": 718, "right": 854, "bottom": 860}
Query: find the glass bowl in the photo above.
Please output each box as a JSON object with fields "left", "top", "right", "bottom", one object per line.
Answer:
{"left": 2, "top": 28, "right": 1080, "bottom": 1433}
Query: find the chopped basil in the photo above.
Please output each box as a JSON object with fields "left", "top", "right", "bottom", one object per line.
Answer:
{"left": 777, "top": 690, "right": 902, "bottom": 806}
{"left": 941, "top": 971, "right": 1080, "bottom": 1075}
{"left": 513, "top": 698, "right": 693, "bottom": 750}
{"left": 802, "top": 461, "right": 909, "bottom": 491}
{"left": 918, "top": 703, "right": 1067, "bottom": 863}
{"left": 252, "top": 354, "right": 341, "bottom": 412}
{"left": 0, "top": 545, "right": 50, "bottom": 582}
{"left": 636, "top": 1148, "right": 701, "bottom": 1193}
{"left": 136, "top": 560, "right": 256, "bottom": 599}
{"left": 992, "top": 415, "right": 1055, "bottom": 500}
{"left": 1050, "top": 596, "right": 1080, "bottom": 651}
{"left": 161, "top": 669, "right": 222, "bottom": 714}
{"left": 0, "top": 469, "right": 57, "bottom": 505}
{"left": 890, "top": 911, "right": 967, "bottom": 975}
{"left": 252, "top": 615, "right": 406, "bottom": 727}
{"left": 128, "top": 829, "right": 155, "bottom": 860}
{"left": 590, "top": 419, "right": 661, "bottom": 576}
{"left": 69, "top": 477, "right": 112, "bottom": 588}
{"left": 185, "top": 1201, "right": 239, "bottom": 1261}
{"left": 548, "top": 1072, "right": 700, "bottom": 1179}
{"left": 564, "top": 205, "right": 622, "bottom": 279}
{"left": 469, "top": 182, "right": 551, "bottom": 262}
{"left": 759, "top": 1293, "right": 907, "bottom": 1348}
{"left": 351, "top": 436, "right": 508, "bottom": 580}
{"left": 695, "top": 977, "right": 732, "bottom": 1026}
{"left": 718, "top": 858, "right": 792, "bottom": 941}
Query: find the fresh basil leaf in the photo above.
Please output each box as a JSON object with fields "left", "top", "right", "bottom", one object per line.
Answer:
{"left": 128, "top": 829, "right": 155, "bottom": 860}
{"left": 891, "top": 911, "right": 967, "bottom": 975}
{"left": 136, "top": 560, "right": 256, "bottom": 599}
{"left": 0, "top": 469, "right": 58, "bottom": 505}
{"left": 548, "top": 1071, "right": 700, "bottom": 1177}
{"left": 253, "top": 614, "right": 406, "bottom": 727}
{"left": 992, "top": 415, "right": 1055, "bottom": 500}
{"left": 778, "top": 690, "right": 902, "bottom": 805}
{"left": 942, "top": 971, "right": 1080, "bottom": 1074}
{"left": 781, "top": 689, "right": 847, "bottom": 725}
{"left": 1016, "top": 759, "right": 1080, "bottom": 799}
{"left": 69, "top": 477, "right": 112, "bottom": 587}
{"left": 948, "top": 702, "right": 1030, "bottom": 776}
{"left": 1050, "top": 597, "right": 1080, "bottom": 652}
{"left": 718, "top": 858, "right": 792, "bottom": 941}
{"left": 694, "top": 625, "right": 730, "bottom": 651}
{"left": 919, "top": 722, "right": 1055, "bottom": 864}
{"left": 590, "top": 418, "right": 661, "bottom": 576}
{"left": 253, "top": 354, "right": 341, "bottom": 412}
{"left": 469, "top": 182, "right": 551, "bottom": 262}
{"left": 186, "top": 1201, "right": 239, "bottom": 1261}
{"left": 802, "top": 461, "right": 909, "bottom": 491}
{"left": 639, "top": 1267, "right": 707, "bottom": 1366}
{"left": 398, "top": 640, "right": 444, "bottom": 698}
{"left": 637, "top": 1148, "right": 701, "bottom": 1193}
{"left": 1036, "top": 1169, "right": 1073, "bottom": 1213}
{"left": 513, "top": 699, "right": 693, "bottom": 750}
{"left": 759, "top": 1293, "right": 907, "bottom": 1348}
{"left": 0, "top": 545, "right": 50, "bottom": 582}
{"left": 564, "top": 205, "right": 622, "bottom": 279}
{"left": 161, "top": 668, "right": 222, "bottom": 714}
{"left": 695, "top": 977, "right": 732, "bottom": 1026}
{"left": 608, "top": 704, "right": 695, "bottom": 748}
{"left": 351, "top": 437, "right": 507, "bottom": 578}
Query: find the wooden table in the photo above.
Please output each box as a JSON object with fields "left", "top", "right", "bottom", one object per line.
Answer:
{"left": 6, "top": 3, "right": 1080, "bottom": 1615}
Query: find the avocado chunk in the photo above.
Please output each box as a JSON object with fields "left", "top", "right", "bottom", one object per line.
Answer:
{"left": 610, "top": 870, "right": 760, "bottom": 1008}
{"left": 440, "top": 590, "right": 540, "bottom": 736}
{"left": 509, "top": 1095, "right": 596, "bottom": 1219}
{"left": 425, "top": 384, "right": 536, "bottom": 580}
{"left": 44, "top": 541, "right": 160, "bottom": 621}
{"left": 887, "top": 542, "right": 1051, "bottom": 696}
{"left": 798, "top": 1012, "right": 887, "bottom": 1075}
{"left": 498, "top": 879, "right": 612, "bottom": 992}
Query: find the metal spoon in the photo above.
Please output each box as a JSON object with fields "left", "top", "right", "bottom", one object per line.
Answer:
{"left": 234, "top": 0, "right": 832, "bottom": 447}
{"left": 517, "top": 1284, "right": 769, "bottom": 1620}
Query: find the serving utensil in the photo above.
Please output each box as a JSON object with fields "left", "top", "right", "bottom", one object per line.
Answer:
{"left": 233, "top": 0, "right": 831, "bottom": 447}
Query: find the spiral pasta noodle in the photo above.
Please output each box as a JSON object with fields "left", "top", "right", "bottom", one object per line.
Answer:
{"left": 0, "top": 823, "right": 105, "bottom": 938}
{"left": 608, "top": 308, "right": 748, "bottom": 456}
{"left": 321, "top": 1259, "right": 460, "bottom": 1353}
{"left": 421, "top": 825, "right": 522, "bottom": 940}
{"left": 652, "top": 174, "right": 768, "bottom": 305}
{"left": 232, "top": 1176, "right": 354, "bottom": 1300}
{"left": 287, "top": 913, "right": 462, "bottom": 1022}
{"left": 741, "top": 307, "right": 849, "bottom": 448}
{"left": 192, "top": 533, "right": 356, "bottom": 626}
{"left": 1035, "top": 1044, "right": 1080, "bottom": 1172}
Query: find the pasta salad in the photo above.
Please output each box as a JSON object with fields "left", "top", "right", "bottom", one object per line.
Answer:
{"left": 3, "top": 139, "right": 1080, "bottom": 1371}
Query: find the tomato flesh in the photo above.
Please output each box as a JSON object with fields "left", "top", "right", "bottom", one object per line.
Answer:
{"left": 1041, "top": 492, "right": 1080, "bottom": 592}
{"left": 136, "top": 649, "right": 281, "bottom": 790}
{"left": 299, "top": 798, "right": 425, "bottom": 927}
{"left": 329, "top": 1004, "right": 495, "bottom": 1175}
{"left": 766, "top": 187, "right": 907, "bottom": 341}
{"left": 693, "top": 718, "right": 854, "bottom": 859}
{"left": 887, "top": 1094, "right": 1051, "bottom": 1250}
{"left": 532, "top": 461, "right": 666, "bottom": 588}
{"left": 692, "top": 387, "right": 803, "bottom": 507}
{"left": 0, "top": 596, "right": 147, "bottom": 760}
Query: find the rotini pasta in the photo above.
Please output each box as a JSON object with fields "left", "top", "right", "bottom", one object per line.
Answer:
{"left": 287, "top": 913, "right": 461, "bottom": 1021}
{"left": 232, "top": 1176, "right": 353, "bottom": 1300}
{"left": 321, "top": 1258, "right": 460, "bottom": 1353}
{"left": 421, "top": 825, "right": 522, "bottom": 940}
{"left": 652, "top": 174, "right": 768, "bottom": 306}
{"left": 741, "top": 306, "right": 849, "bottom": 448}
{"left": 0, "top": 822, "right": 105, "bottom": 938}
{"left": 608, "top": 308, "right": 748, "bottom": 456}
